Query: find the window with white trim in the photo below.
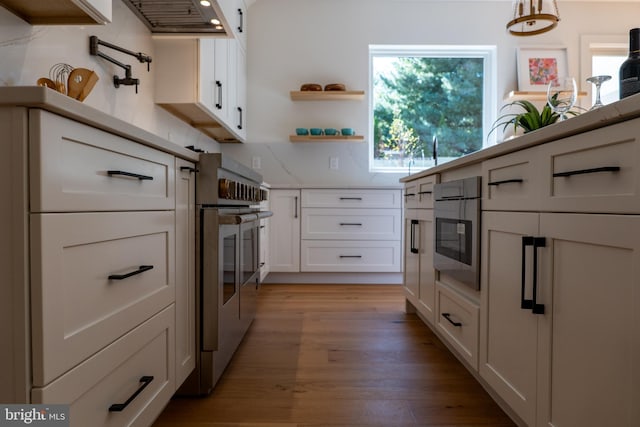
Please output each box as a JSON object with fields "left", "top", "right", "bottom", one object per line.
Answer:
{"left": 369, "top": 45, "right": 496, "bottom": 173}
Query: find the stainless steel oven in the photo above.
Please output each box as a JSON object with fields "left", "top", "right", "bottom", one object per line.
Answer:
{"left": 433, "top": 176, "right": 481, "bottom": 290}
{"left": 179, "top": 153, "right": 271, "bottom": 396}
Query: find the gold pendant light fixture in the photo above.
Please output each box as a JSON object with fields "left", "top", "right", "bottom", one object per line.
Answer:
{"left": 507, "top": 0, "right": 560, "bottom": 36}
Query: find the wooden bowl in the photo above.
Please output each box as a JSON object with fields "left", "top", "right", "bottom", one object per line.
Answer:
{"left": 300, "top": 83, "right": 322, "bottom": 91}
{"left": 324, "top": 83, "right": 346, "bottom": 91}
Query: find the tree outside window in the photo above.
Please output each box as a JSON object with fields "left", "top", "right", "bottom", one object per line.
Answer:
{"left": 370, "top": 46, "right": 496, "bottom": 173}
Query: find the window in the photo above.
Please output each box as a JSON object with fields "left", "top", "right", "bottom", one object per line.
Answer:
{"left": 369, "top": 45, "right": 496, "bottom": 173}
{"left": 580, "top": 35, "right": 627, "bottom": 107}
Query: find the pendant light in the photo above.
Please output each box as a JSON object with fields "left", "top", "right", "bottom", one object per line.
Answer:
{"left": 507, "top": 0, "right": 560, "bottom": 36}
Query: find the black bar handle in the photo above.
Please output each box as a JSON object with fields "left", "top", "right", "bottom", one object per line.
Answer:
{"left": 107, "top": 170, "right": 153, "bottom": 181}
{"left": 404, "top": 192, "right": 416, "bottom": 198}
{"left": 442, "top": 313, "right": 462, "bottom": 327}
{"left": 237, "top": 107, "right": 243, "bottom": 130}
{"left": 340, "top": 197, "right": 363, "bottom": 200}
{"left": 410, "top": 219, "right": 419, "bottom": 254}
{"left": 487, "top": 178, "right": 524, "bottom": 186}
{"left": 521, "top": 237, "right": 533, "bottom": 310}
{"left": 532, "top": 237, "right": 546, "bottom": 315}
{"left": 215, "top": 80, "right": 223, "bottom": 109}
{"left": 418, "top": 190, "right": 433, "bottom": 195}
{"left": 108, "top": 265, "right": 154, "bottom": 281}
{"left": 180, "top": 166, "right": 196, "bottom": 173}
{"left": 553, "top": 166, "right": 620, "bottom": 178}
{"left": 237, "top": 8, "right": 244, "bottom": 33}
{"left": 109, "top": 376, "right": 153, "bottom": 412}
{"left": 294, "top": 196, "right": 298, "bottom": 219}
{"left": 339, "top": 255, "right": 362, "bottom": 258}
{"left": 340, "top": 223, "right": 362, "bottom": 226}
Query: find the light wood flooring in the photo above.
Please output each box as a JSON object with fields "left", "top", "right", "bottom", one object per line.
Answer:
{"left": 153, "top": 284, "right": 515, "bottom": 427}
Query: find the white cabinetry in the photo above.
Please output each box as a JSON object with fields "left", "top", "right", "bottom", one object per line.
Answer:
{"left": 268, "top": 189, "right": 300, "bottom": 272}
{"left": 480, "top": 118, "right": 640, "bottom": 427}
{"left": 0, "top": 98, "right": 197, "bottom": 425}
{"left": 155, "top": 38, "right": 245, "bottom": 143}
{"left": 175, "top": 159, "right": 196, "bottom": 388}
{"left": 300, "top": 189, "right": 402, "bottom": 272}
{"left": 215, "top": 0, "right": 247, "bottom": 49}
{"left": 403, "top": 174, "right": 438, "bottom": 324}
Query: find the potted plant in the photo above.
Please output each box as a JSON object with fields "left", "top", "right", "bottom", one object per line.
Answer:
{"left": 488, "top": 94, "right": 581, "bottom": 140}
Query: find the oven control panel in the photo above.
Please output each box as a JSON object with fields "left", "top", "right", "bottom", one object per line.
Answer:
{"left": 219, "top": 179, "right": 268, "bottom": 202}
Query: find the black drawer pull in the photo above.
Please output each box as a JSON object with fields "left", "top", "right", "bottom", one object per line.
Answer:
{"left": 339, "top": 255, "right": 362, "bottom": 258}
{"left": 404, "top": 193, "right": 416, "bottom": 198}
{"left": 108, "top": 265, "right": 154, "bottom": 281}
{"left": 340, "top": 223, "right": 362, "bottom": 226}
{"left": 180, "top": 166, "right": 196, "bottom": 173}
{"left": 340, "top": 197, "right": 363, "bottom": 200}
{"left": 108, "top": 376, "right": 154, "bottom": 412}
{"left": 107, "top": 170, "right": 153, "bottom": 181}
{"left": 553, "top": 166, "right": 620, "bottom": 178}
{"left": 487, "top": 178, "right": 524, "bottom": 186}
{"left": 215, "top": 80, "right": 223, "bottom": 109}
{"left": 418, "top": 190, "right": 433, "bottom": 194}
{"left": 441, "top": 313, "right": 462, "bottom": 327}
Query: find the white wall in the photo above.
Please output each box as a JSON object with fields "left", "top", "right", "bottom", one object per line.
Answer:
{"left": 222, "top": 0, "right": 640, "bottom": 187}
{"left": 0, "top": 0, "right": 221, "bottom": 154}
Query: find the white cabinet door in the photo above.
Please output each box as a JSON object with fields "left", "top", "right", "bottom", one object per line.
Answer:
{"left": 417, "top": 209, "right": 435, "bottom": 324}
{"left": 537, "top": 213, "right": 640, "bottom": 427}
{"left": 174, "top": 159, "right": 196, "bottom": 389}
{"left": 234, "top": 42, "right": 247, "bottom": 140}
{"left": 215, "top": 0, "right": 247, "bottom": 48}
{"left": 480, "top": 211, "right": 540, "bottom": 427}
{"left": 403, "top": 214, "right": 419, "bottom": 303}
{"left": 268, "top": 189, "right": 300, "bottom": 272}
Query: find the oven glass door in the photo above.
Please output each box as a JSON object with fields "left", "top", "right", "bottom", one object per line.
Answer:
{"left": 435, "top": 217, "right": 473, "bottom": 265}
{"left": 240, "top": 220, "right": 259, "bottom": 285}
{"left": 221, "top": 226, "right": 238, "bottom": 305}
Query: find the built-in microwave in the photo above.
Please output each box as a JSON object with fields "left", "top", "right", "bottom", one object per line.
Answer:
{"left": 433, "top": 176, "right": 481, "bottom": 290}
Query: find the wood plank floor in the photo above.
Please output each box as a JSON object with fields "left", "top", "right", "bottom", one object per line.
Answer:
{"left": 152, "top": 284, "right": 516, "bottom": 427}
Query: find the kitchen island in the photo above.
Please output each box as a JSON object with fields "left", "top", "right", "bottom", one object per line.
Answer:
{"left": 401, "top": 94, "right": 640, "bottom": 427}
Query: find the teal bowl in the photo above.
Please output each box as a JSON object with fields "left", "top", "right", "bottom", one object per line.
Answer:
{"left": 341, "top": 128, "right": 355, "bottom": 136}
{"left": 296, "top": 128, "right": 309, "bottom": 135}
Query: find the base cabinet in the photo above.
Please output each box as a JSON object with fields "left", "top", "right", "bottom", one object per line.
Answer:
{"left": 268, "top": 189, "right": 300, "bottom": 272}
{"left": 481, "top": 211, "right": 640, "bottom": 427}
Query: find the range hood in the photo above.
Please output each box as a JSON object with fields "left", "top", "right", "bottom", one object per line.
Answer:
{"left": 122, "top": 0, "right": 226, "bottom": 35}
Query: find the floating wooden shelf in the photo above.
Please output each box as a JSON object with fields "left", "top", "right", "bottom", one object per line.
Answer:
{"left": 290, "top": 91, "right": 365, "bottom": 101}
{"left": 505, "top": 90, "right": 588, "bottom": 101}
{"left": 289, "top": 135, "right": 364, "bottom": 142}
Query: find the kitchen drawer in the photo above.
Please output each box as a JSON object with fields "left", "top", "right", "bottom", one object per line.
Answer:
{"left": 404, "top": 174, "right": 439, "bottom": 209}
{"left": 300, "top": 240, "right": 401, "bottom": 272}
{"left": 301, "top": 208, "right": 401, "bottom": 240}
{"left": 302, "top": 188, "right": 402, "bottom": 209}
{"left": 482, "top": 146, "right": 542, "bottom": 211}
{"left": 435, "top": 282, "right": 479, "bottom": 370}
{"left": 32, "top": 305, "right": 175, "bottom": 427}
{"left": 29, "top": 110, "right": 175, "bottom": 212}
{"left": 538, "top": 119, "right": 640, "bottom": 214}
{"left": 30, "top": 211, "right": 175, "bottom": 386}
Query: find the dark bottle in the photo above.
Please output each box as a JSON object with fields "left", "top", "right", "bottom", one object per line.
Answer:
{"left": 620, "top": 28, "right": 640, "bottom": 99}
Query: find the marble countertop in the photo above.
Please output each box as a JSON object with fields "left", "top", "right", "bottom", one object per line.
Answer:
{"left": 400, "top": 93, "right": 640, "bottom": 183}
{"left": 0, "top": 86, "right": 199, "bottom": 162}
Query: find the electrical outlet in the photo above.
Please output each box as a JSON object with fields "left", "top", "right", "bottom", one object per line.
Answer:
{"left": 329, "top": 157, "right": 339, "bottom": 170}
{"left": 252, "top": 156, "right": 261, "bottom": 169}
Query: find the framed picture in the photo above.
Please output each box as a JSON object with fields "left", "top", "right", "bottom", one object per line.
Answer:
{"left": 517, "top": 46, "right": 568, "bottom": 91}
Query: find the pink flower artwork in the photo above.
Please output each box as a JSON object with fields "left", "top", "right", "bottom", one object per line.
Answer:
{"left": 528, "top": 57, "right": 559, "bottom": 85}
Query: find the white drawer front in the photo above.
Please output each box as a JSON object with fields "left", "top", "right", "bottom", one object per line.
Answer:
{"left": 301, "top": 208, "right": 401, "bottom": 240}
{"left": 32, "top": 306, "right": 175, "bottom": 427}
{"left": 30, "top": 110, "right": 175, "bottom": 212}
{"left": 539, "top": 119, "right": 640, "bottom": 213}
{"left": 482, "top": 146, "right": 541, "bottom": 211}
{"left": 436, "top": 282, "right": 479, "bottom": 370}
{"left": 31, "top": 211, "right": 175, "bottom": 386}
{"left": 300, "top": 240, "right": 401, "bottom": 272}
{"left": 404, "top": 175, "right": 439, "bottom": 209}
{"left": 302, "top": 189, "right": 402, "bottom": 208}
